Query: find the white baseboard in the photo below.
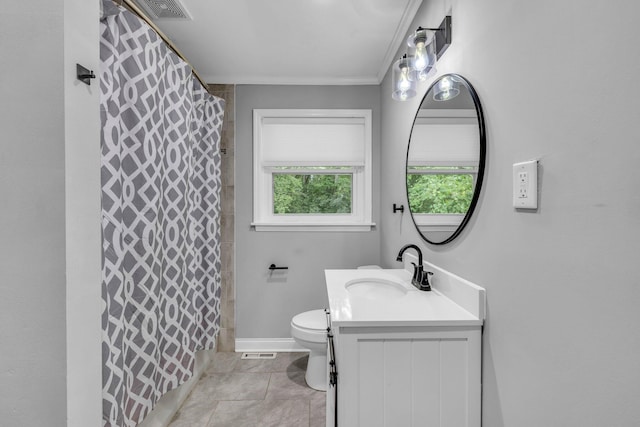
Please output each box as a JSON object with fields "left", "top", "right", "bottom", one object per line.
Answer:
{"left": 235, "top": 338, "right": 308, "bottom": 353}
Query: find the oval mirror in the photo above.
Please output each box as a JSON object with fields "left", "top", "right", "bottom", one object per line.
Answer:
{"left": 406, "top": 74, "right": 486, "bottom": 245}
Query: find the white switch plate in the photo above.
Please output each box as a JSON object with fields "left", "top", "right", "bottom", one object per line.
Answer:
{"left": 513, "top": 160, "right": 538, "bottom": 209}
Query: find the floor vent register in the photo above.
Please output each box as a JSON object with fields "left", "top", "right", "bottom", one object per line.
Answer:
{"left": 240, "top": 352, "right": 277, "bottom": 360}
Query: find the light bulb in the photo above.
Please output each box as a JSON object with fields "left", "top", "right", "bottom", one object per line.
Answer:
{"left": 413, "top": 41, "right": 428, "bottom": 71}
{"left": 392, "top": 55, "right": 416, "bottom": 101}
{"left": 439, "top": 77, "right": 452, "bottom": 91}
{"left": 407, "top": 27, "right": 435, "bottom": 75}
{"left": 398, "top": 67, "right": 411, "bottom": 91}
{"left": 433, "top": 75, "right": 460, "bottom": 101}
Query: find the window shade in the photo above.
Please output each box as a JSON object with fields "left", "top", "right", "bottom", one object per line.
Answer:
{"left": 408, "top": 121, "right": 479, "bottom": 166}
{"left": 260, "top": 117, "right": 366, "bottom": 166}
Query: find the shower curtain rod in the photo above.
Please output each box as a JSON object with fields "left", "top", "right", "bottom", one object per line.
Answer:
{"left": 115, "top": 0, "right": 212, "bottom": 94}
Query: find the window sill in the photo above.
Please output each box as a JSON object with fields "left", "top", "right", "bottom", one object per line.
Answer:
{"left": 416, "top": 225, "right": 458, "bottom": 233}
{"left": 251, "top": 222, "right": 376, "bottom": 232}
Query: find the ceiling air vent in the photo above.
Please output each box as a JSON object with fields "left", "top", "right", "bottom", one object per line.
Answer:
{"left": 134, "top": 0, "right": 192, "bottom": 20}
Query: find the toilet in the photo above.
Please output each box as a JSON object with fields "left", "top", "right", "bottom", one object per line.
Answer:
{"left": 291, "top": 266, "right": 381, "bottom": 391}
{"left": 291, "top": 309, "right": 328, "bottom": 391}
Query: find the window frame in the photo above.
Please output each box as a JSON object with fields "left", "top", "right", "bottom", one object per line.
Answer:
{"left": 252, "top": 109, "right": 373, "bottom": 232}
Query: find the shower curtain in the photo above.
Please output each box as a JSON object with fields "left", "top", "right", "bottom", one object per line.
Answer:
{"left": 100, "top": 1, "right": 225, "bottom": 425}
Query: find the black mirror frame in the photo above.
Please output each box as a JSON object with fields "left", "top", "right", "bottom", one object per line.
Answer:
{"left": 405, "top": 73, "right": 486, "bottom": 245}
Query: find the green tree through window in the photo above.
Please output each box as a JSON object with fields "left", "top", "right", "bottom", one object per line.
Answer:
{"left": 273, "top": 173, "right": 352, "bottom": 214}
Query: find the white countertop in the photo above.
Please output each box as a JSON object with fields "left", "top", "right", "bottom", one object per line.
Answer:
{"left": 325, "top": 268, "right": 483, "bottom": 327}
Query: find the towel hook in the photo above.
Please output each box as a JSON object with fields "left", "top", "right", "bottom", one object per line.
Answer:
{"left": 393, "top": 203, "right": 405, "bottom": 213}
{"left": 76, "top": 63, "right": 96, "bottom": 85}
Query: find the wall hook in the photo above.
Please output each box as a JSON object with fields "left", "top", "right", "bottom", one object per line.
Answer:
{"left": 76, "top": 63, "right": 96, "bottom": 85}
{"left": 393, "top": 204, "right": 405, "bottom": 213}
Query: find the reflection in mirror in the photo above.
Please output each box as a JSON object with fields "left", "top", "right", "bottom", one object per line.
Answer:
{"left": 406, "top": 74, "right": 485, "bottom": 245}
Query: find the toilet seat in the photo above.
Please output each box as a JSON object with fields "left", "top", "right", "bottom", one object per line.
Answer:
{"left": 291, "top": 309, "right": 327, "bottom": 343}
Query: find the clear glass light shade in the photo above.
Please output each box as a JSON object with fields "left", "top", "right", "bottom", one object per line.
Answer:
{"left": 411, "top": 41, "right": 437, "bottom": 81}
{"left": 415, "top": 65, "right": 437, "bottom": 82}
{"left": 407, "top": 28, "right": 436, "bottom": 73}
{"left": 433, "top": 75, "right": 461, "bottom": 101}
{"left": 392, "top": 56, "right": 417, "bottom": 101}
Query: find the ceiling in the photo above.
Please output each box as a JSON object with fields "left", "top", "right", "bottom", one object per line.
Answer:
{"left": 135, "top": 0, "right": 423, "bottom": 85}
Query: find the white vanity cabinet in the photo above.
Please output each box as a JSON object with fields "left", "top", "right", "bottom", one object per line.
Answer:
{"left": 325, "top": 266, "right": 485, "bottom": 427}
{"left": 327, "top": 324, "right": 481, "bottom": 427}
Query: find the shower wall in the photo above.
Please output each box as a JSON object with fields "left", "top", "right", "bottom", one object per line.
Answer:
{"left": 209, "top": 84, "right": 236, "bottom": 352}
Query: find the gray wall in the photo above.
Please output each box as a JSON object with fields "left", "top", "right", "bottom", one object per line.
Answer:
{"left": 380, "top": 1, "right": 640, "bottom": 426}
{"left": 0, "top": 1, "right": 67, "bottom": 425}
{"left": 0, "top": 1, "right": 102, "bottom": 425}
{"left": 235, "top": 85, "right": 381, "bottom": 339}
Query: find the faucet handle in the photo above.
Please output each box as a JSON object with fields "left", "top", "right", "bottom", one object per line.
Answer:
{"left": 419, "top": 271, "right": 434, "bottom": 291}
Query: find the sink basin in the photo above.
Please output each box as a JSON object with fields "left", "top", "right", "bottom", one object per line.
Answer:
{"left": 344, "top": 277, "right": 409, "bottom": 298}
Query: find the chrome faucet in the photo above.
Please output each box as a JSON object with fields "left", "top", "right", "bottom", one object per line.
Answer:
{"left": 396, "top": 244, "right": 433, "bottom": 291}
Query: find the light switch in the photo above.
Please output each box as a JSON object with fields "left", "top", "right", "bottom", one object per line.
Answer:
{"left": 513, "top": 160, "right": 538, "bottom": 209}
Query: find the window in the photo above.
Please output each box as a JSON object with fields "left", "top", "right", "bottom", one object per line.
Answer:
{"left": 253, "top": 109, "right": 373, "bottom": 231}
{"left": 407, "top": 110, "right": 479, "bottom": 233}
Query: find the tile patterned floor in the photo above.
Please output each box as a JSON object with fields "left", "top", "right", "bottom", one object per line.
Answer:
{"left": 168, "top": 352, "right": 326, "bottom": 427}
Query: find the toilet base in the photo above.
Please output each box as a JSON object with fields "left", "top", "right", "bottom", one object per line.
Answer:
{"left": 305, "top": 349, "right": 327, "bottom": 391}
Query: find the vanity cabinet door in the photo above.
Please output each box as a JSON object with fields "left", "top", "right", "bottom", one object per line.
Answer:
{"left": 334, "top": 326, "right": 481, "bottom": 427}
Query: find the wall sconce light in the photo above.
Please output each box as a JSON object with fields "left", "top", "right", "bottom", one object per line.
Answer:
{"left": 392, "top": 15, "right": 452, "bottom": 101}
{"left": 407, "top": 27, "right": 437, "bottom": 81}
{"left": 392, "top": 54, "right": 417, "bottom": 101}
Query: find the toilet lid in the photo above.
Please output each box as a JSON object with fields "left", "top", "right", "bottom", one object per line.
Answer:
{"left": 292, "top": 309, "right": 327, "bottom": 331}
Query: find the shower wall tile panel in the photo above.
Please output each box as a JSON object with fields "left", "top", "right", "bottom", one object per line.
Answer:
{"left": 209, "top": 84, "right": 235, "bottom": 352}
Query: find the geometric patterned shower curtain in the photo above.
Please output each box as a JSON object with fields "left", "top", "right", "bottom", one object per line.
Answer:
{"left": 99, "top": 2, "right": 225, "bottom": 425}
